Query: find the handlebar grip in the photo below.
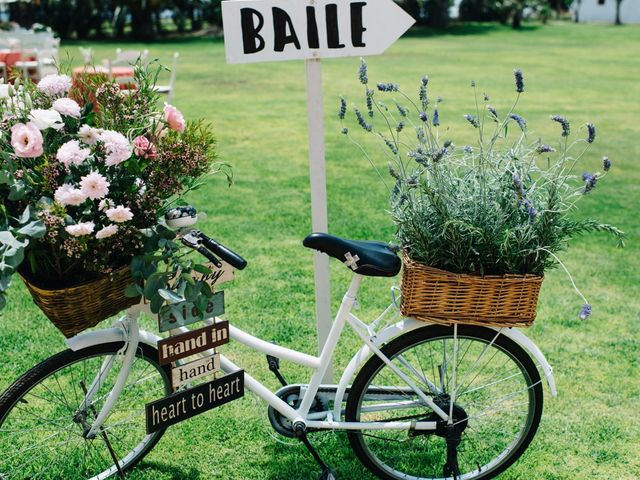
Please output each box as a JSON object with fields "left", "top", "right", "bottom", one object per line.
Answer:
{"left": 200, "top": 234, "right": 247, "bottom": 270}
{"left": 195, "top": 246, "right": 223, "bottom": 268}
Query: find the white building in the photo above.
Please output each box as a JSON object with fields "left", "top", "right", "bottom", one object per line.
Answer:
{"left": 574, "top": 0, "right": 640, "bottom": 24}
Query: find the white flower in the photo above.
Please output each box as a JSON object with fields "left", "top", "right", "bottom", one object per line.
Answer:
{"left": 29, "top": 108, "right": 64, "bottom": 131}
{"left": 105, "top": 205, "right": 133, "bottom": 223}
{"left": 98, "top": 198, "right": 114, "bottom": 212}
{"left": 54, "top": 184, "right": 88, "bottom": 206}
{"left": 37, "top": 74, "right": 72, "bottom": 97}
{"left": 95, "top": 224, "right": 118, "bottom": 239}
{"left": 65, "top": 222, "right": 95, "bottom": 237}
{"left": 0, "top": 84, "right": 9, "bottom": 98}
{"left": 56, "top": 140, "right": 90, "bottom": 167}
{"left": 52, "top": 98, "right": 81, "bottom": 118}
{"left": 78, "top": 124, "right": 102, "bottom": 145}
{"left": 80, "top": 171, "right": 110, "bottom": 200}
{"left": 54, "top": 184, "right": 72, "bottom": 203}
{"left": 99, "top": 130, "right": 132, "bottom": 166}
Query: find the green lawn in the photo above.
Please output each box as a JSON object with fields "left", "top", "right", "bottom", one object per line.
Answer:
{"left": 1, "top": 22, "right": 639, "bottom": 479}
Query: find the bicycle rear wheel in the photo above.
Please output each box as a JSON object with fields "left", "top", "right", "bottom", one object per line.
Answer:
{"left": 346, "top": 324, "right": 543, "bottom": 480}
{"left": 0, "top": 342, "right": 171, "bottom": 480}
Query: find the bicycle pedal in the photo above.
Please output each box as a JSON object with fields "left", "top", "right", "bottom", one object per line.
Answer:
{"left": 266, "top": 354, "right": 288, "bottom": 386}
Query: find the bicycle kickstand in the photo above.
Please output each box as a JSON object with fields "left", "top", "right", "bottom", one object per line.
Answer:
{"left": 293, "top": 422, "right": 337, "bottom": 480}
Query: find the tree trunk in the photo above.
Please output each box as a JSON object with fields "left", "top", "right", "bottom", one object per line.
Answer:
{"left": 511, "top": 9, "right": 522, "bottom": 29}
{"left": 615, "top": 0, "right": 623, "bottom": 25}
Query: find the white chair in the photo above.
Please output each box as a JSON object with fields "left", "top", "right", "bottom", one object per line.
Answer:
{"left": 79, "top": 47, "right": 93, "bottom": 66}
{"left": 107, "top": 59, "right": 137, "bottom": 94}
{"left": 153, "top": 52, "right": 179, "bottom": 104}
{"left": 15, "top": 47, "right": 59, "bottom": 81}
{"left": 111, "top": 48, "right": 149, "bottom": 67}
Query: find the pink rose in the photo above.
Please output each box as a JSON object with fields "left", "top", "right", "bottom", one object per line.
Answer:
{"left": 11, "top": 122, "right": 44, "bottom": 158}
{"left": 163, "top": 104, "right": 185, "bottom": 133}
{"left": 133, "top": 135, "right": 158, "bottom": 159}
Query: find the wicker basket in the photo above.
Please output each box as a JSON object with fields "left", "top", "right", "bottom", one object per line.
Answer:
{"left": 400, "top": 252, "right": 544, "bottom": 328}
{"left": 21, "top": 266, "right": 141, "bottom": 338}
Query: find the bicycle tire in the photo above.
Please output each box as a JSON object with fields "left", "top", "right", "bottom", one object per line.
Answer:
{"left": 345, "top": 324, "right": 544, "bottom": 480}
{"left": 0, "top": 342, "right": 171, "bottom": 480}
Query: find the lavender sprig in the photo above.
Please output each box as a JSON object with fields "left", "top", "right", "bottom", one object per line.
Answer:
{"left": 551, "top": 115, "right": 571, "bottom": 137}
{"left": 582, "top": 172, "right": 597, "bottom": 193}
{"left": 366, "top": 89, "right": 374, "bottom": 117}
{"left": 338, "top": 96, "right": 346, "bottom": 120}
{"left": 358, "top": 58, "right": 368, "bottom": 85}
{"left": 377, "top": 83, "right": 399, "bottom": 92}
{"left": 509, "top": 113, "right": 527, "bottom": 132}
{"left": 586, "top": 123, "right": 596, "bottom": 143}
{"left": 514, "top": 69, "right": 524, "bottom": 93}
{"left": 419, "top": 111, "right": 428, "bottom": 122}
{"left": 487, "top": 105, "right": 498, "bottom": 121}
{"left": 464, "top": 114, "right": 479, "bottom": 128}
{"left": 603, "top": 156, "right": 611, "bottom": 171}
{"left": 354, "top": 108, "right": 372, "bottom": 132}
{"left": 396, "top": 121, "right": 404, "bottom": 133}
{"left": 396, "top": 104, "right": 408, "bottom": 117}
{"left": 536, "top": 144, "right": 556, "bottom": 154}
{"left": 579, "top": 303, "right": 592, "bottom": 320}
{"left": 433, "top": 108, "right": 440, "bottom": 127}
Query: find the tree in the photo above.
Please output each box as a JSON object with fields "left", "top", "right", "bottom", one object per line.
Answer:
{"left": 615, "top": 0, "right": 623, "bottom": 24}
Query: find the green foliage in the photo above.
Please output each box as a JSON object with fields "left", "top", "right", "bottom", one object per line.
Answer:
{"left": 342, "top": 65, "right": 623, "bottom": 277}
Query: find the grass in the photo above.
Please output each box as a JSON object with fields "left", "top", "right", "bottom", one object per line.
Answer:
{"left": 1, "top": 21, "right": 640, "bottom": 479}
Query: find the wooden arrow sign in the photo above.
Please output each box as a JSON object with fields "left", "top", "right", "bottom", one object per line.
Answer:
{"left": 222, "top": 0, "right": 415, "bottom": 64}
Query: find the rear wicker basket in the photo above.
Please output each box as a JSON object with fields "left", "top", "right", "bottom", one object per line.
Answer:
{"left": 21, "top": 266, "right": 141, "bottom": 338}
{"left": 400, "top": 252, "right": 544, "bottom": 328}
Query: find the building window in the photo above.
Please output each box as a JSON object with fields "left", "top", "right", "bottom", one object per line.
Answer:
{"left": 598, "top": 0, "right": 605, "bottom": 4}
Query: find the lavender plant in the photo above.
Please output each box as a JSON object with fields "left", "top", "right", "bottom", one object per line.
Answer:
{"left": 341, "top": 60, "right": 624, "bottom": 318}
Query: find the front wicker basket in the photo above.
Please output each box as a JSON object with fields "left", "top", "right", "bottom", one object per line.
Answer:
{"left": 21, "top": 266, "right": 141, "bottom": 338}
{"left": 400, "top": 252, "right": 544, "bottom": 328}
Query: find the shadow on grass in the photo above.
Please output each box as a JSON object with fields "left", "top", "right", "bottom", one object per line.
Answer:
{"left": 405, "top": 22, "right": 542, "bottom": 38}
{"left": 260, "top": 432, "right": 373, "bottom": 480}
{"left": 137, "top": 461, "right": 202, "bottom": 479}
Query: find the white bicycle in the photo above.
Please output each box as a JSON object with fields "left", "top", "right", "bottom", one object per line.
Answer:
{"left": 0, "top": 214, "right": 557, "bottom": 480}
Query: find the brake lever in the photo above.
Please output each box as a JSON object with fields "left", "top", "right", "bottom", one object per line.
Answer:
{"left": 180, "top": 231, "right": 223, "bottom": 268}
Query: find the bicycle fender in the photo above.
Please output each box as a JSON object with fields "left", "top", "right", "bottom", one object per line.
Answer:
{"left": 65, "top": 327, "right": 162, "bottom": 351}
{"left": 333, "top": 318, "right": 556, "bottom": 421}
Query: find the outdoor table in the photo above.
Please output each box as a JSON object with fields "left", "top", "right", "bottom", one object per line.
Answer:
{"left": 71, "top": 66, "right": 136, "bottom": 111}
{"left": 72, "top": 65, "right": 136, "bottom": 90}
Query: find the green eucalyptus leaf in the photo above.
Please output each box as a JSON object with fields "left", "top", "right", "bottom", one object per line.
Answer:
{"left": 158, "top": 288, "right": 184, "bottom": 304}
{"left": 8, "top": 181, "right": 26, "bottom": 201}
{"left": 193, "top": 264, "right": 212, "bottom": 275}
{"left": 17, "top": 220, "right": 46, "bottom": 238}
{"left": 124, "top": 283, "right": 142, "bottom": 298}
{"left": 0, "top": 273, "right": 12, "bottom": 291}
{"left": 149, "top": 293, "right": 164, "bottom": 313}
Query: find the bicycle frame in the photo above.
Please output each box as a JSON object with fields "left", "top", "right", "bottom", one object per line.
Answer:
{"left": 66, "top": 273, "right": 557, "bottom": 436}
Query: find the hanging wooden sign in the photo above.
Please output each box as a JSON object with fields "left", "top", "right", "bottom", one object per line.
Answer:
{"left": 158, "top": 291, "right": 225, "bottom": 332}
{"left": 172, "top": 353, "right": 221, "bottom": 389}
{"left": 158, "top": 321, "right": 230, "bottom": 365}
{"left": 146, "top": 369, "right": 244, "bottom": 434}
{"left": 197, "top": 261, "right": 235, "bottom": 288}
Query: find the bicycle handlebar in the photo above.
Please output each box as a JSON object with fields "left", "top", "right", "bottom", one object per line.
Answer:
{"left": 199, "top": 232, "right": 247, "bottom": 270}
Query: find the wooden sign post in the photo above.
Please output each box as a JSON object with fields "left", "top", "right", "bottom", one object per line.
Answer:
{"left": 222, "top": 0, "right": 415, "bottom": 380}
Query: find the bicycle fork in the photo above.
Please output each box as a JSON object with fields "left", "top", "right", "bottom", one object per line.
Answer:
{"left": 74, "top": 312, "right": 141, "bottom": 440}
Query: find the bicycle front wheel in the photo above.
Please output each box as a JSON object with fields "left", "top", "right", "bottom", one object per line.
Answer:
{"left": 0, "top": 342, "right": 171, "bottom": 480}
{"left": 346, "top": 324, "right": 543, "bottom": 480}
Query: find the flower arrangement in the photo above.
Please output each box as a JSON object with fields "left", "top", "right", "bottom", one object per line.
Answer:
{"left": 340, "top": 59, "right": 623, "bottom": 319}
{"left": 0, "top": 64, "right": 231, "bottom": 324}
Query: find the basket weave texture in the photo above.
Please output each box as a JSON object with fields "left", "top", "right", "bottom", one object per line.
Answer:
{"left": 21, "top": 266, "right": 140, "bottom": 338}
{"left": 400, "top": 252, "right": 543, "bottom": 328}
